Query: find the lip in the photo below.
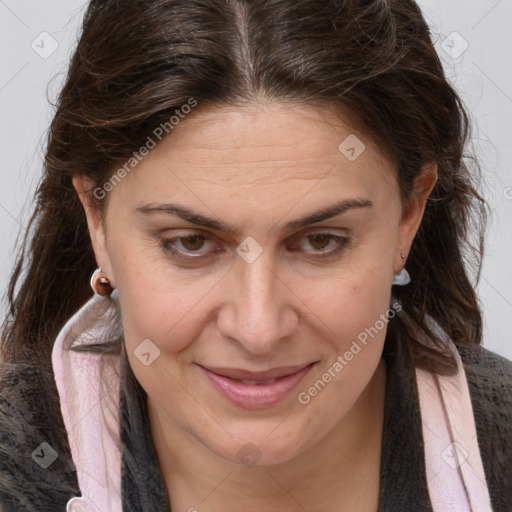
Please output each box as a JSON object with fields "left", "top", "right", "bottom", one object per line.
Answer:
{"left": 198, "top": 362, "right": 317, "bottom": 409}
{"left": 200, "top": 363, "right": 314, "bottom": 381}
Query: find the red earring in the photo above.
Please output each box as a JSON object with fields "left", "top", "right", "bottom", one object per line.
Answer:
{"left": 90, "top": 267, "right": 114, "bottom": 296}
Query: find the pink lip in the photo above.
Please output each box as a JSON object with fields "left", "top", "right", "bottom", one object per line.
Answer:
{"left": 198, "top": 362, "right": 317, "bottom": 409}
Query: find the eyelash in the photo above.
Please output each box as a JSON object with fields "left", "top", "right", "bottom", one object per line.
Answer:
{"left": 158, "top": 231, "right": 353, "bottom": 263}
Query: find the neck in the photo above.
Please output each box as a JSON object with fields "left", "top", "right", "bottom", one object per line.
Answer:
{"left": 148, "top": 359, "right": 386, "bottom": 512}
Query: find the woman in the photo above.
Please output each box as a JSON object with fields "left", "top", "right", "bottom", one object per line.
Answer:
{"left": 1, "top": 0, "right": 511, "bottom": 511}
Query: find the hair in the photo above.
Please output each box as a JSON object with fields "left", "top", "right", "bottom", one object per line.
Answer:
{"left": 0, "top": 0, "right": 487, "bottom": 502}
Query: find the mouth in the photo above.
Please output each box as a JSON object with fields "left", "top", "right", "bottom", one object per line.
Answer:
{"left": 197, "top": 362, "right": 318, "bottom": 409}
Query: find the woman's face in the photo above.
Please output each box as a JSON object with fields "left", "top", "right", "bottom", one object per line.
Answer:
{"left": 77, "top": 102, "right": 435, "bottom": 466}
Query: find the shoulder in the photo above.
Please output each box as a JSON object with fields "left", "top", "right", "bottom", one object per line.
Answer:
{"left": 455, "top": 343, "right": 512, "bottom": 426}
{"left": 455, "top": 343, "right": 512, "bottom": 390}
{"left": 456, "top": 342, "right": 512, "bottom": 368}
{"left": 454, "top": 343, "right": 512, "bottom": 510}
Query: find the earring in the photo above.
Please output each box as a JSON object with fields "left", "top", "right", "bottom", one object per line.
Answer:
{"left": 90, "top": 267, "right": 114, "bottom": 296}
{"left": 392, "top": 268, "right": 411, "bottom": 286}
{"left": 392, "top": 253, "right": 411, "bottom": 286}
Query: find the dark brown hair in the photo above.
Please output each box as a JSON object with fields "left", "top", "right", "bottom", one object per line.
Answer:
{"left": 2, "top": 0, "right": 486, "bottom": 420}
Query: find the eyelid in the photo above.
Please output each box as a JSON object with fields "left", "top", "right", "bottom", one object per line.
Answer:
{"left": 291, "top": 227, "right": 349, "bottom": 238}
{"left": 158, "top": 226, "right": 347, "bottom": 241}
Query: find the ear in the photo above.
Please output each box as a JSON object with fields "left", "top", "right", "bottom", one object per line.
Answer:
{"left": 73, "top": 175, "right": 115, "bottom": 285}
{"left": 394, "top": 162, "right": 438, "bottom": 272}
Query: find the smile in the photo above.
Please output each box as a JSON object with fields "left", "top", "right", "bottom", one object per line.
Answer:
{"left": 197, "top": 362, "right": 317, "bottom": 409}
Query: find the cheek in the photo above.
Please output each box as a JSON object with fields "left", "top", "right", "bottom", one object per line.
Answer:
{"left": 106, "top": 238, "right": 190, "bottom": 353}
{"left": 295, "top": 269, "right": 391, "bottom": 433}
{"left": 301, "top": 253, "right": 394, "bottom": 347}
{"left": 115, "top": 276, "right": 212, "bottom": 357}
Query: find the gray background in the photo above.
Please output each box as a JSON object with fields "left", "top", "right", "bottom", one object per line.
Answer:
{"left": 1, "top": 1, "right": 511, "bottom": 359}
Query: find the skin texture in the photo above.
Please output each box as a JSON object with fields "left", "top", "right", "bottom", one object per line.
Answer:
{"left": 74, "top": 102, "right": 437, "bottom": 511}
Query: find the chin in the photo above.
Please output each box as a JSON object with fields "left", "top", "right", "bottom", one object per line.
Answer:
{"left": 200, "top": 423, "right": 316, "bottom": 468}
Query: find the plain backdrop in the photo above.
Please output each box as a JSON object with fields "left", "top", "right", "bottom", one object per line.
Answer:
{"left": 0, "top": 1, "right": 511, "bottom": 360}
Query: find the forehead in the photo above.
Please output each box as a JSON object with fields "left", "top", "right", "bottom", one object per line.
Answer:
{"left": 156, "top": 102, "right": 380, "bottom": 166}
{"left": 106, "top": 101, "right": 397, "bottom": 207}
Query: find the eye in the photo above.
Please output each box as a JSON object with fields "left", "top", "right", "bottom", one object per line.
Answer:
{"left": 305, "top": 234, "right": 336, "bottom": 251}
{"left": 159, "top": 233, "right": 216, "bottom": 261}
{"left": 290, "top": 232, "right": 353, "bottom": 260}
{"left": 176, "top": 234, "right": 206, "bottom": 252}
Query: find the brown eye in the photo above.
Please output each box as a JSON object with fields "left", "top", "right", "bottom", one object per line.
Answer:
{"left": 180, "top": 235, "right": 206, "bottom": 251}
{"left": 159, "top": 232, "right": 216, "bottom": 262}
{"left": 290, "top": 232, "right": 353, "bottom": 261}
{"left": 307, "top": 234, "right": 331, "bottom": 251}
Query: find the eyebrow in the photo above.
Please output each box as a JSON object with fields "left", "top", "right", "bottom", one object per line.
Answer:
{"left": 135, "top": 198, "right": 373, "bottom": 236}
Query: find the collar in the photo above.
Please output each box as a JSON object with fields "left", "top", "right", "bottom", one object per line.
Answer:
{"left": 52, "top": 290, "right": 123, "bottom": 512}
{"left": 414, "top": 316, "right": 493, "bottom": 511}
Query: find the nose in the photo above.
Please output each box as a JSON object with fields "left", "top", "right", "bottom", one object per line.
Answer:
{"left": 216, "top": 253, "right": 299, "bottom": 355}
